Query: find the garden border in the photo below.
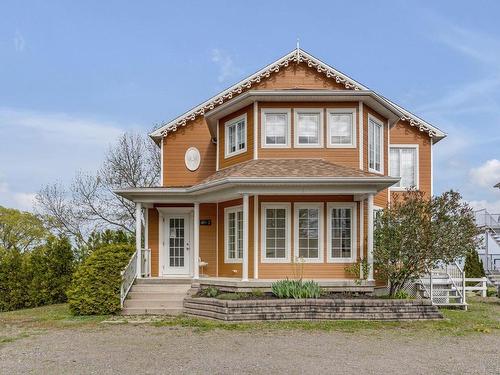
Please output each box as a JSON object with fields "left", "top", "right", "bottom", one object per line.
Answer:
{"left": 183, "top": 297, "right": 443, "bottom": 321}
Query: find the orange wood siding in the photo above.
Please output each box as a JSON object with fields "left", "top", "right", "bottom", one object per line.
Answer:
{"left": 218, "top": 104, "right": 254, "bottom": 169}
{"left": 390, "top": 120, "right": 432, "bottom": 198}
{"left": 257, "top": 195, "right": 358, "bottom": 279}
{"left": 147, "top": 208, "right": 159, "bottom": 277}
{"left": 162, "top": 116, "right": 216, "bottom": 187}
{"left": 199, "top": 203, "right": 217, "bottom": 277}
{"left": 253, "top": 63, "right": 349, "bottom": 91}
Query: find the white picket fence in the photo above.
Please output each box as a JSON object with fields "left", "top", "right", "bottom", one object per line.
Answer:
{"left": 463, "top": 277, "right": 488, "bottom": 297}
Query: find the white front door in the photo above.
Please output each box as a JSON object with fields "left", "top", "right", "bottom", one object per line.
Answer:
{"left": 163, "top": 214, "right": 191, "bottom": 276}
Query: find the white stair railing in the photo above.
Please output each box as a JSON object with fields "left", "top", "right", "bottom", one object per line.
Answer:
{"left": 120, "top": 251, "right": 138, "bottom": 308}
{"left": 418, "top": 261, "right": 466, "bottom": 308}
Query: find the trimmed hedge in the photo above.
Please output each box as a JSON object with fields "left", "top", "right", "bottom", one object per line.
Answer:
{"left": 67, "top": 244, "right": 134, "bottom": 315}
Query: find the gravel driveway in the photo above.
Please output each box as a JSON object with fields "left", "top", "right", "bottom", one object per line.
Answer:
{"left": 1, "top": 324, "right": 499, "bottom": 375}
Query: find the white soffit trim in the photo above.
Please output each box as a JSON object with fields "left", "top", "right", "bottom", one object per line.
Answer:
{"left": 149, "top": 48, "right": 445, "bottom": 142}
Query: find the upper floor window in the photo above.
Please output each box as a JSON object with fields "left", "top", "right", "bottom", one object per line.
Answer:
{"left": 225, "top": 206, "right": 243, "bottom": 263}
{"left": 327, "top": 109, "right": 356, "bottom": 148}
{"left": 262, "top": 109, "right": 291, "bottom": 147}
{"left": 225, "top": 114, "right": 246, "bottom": 158}
{"left": 295, "top": 109, "right": 323, "bottom": 147}
{"left": 390, "top": 145, "right": 418, "bottom": 189}
{"left": 368, "top": 115, "right": 384, "bottom": 173}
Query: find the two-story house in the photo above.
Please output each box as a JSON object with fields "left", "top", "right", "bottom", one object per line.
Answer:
{"left": 116, "top": 48, "right": 446, "bottom": 299}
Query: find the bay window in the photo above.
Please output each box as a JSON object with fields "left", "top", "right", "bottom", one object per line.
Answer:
{"left": 262, "top": 203, "right": 290, "bottom": 262}
{"left": 294, "top": 203, "right": 323, "bottom": 262}
{"left": 390, "top": 145, "right": 418, "bottom": 189}
{"left": 225, "top": 114, "right": 246, "bottom": 157}
{"left": 328, "top": 109, "right": 356, "bottom": 147}
{"left": 295, "top": 109, "right": 322, "bottom": 147}
{"left": 327, "top": 203, "right": 356, "bottom": 262}
{"left": 262, "top": 109, "right": 290, "bottom": 147}
{"left": 368, "top": 115, "right": 383, "bottom": 173}
{"left": 225, "top": 206, "right": 243, "bottom": 262}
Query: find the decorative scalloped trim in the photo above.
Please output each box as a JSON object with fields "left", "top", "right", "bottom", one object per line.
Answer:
{"left": 157, "top": 50, "right": 437, "bottom": 139}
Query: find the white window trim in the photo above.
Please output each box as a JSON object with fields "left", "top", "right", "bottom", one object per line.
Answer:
{"left": 293, "top": 203, "right": 324, "bottom": 263}
{"left": 368, "top": 114, "right": 384, "bottom": 174}
{"left": 294, "top": 108, "right": 324, "bottom": 148}
{"left": 327, "top": 202, "right": 357, "bottom": 263}
{"left": 224, "top": 113, "right": 247, "bottom": 158}
{"left": 261, "top": 202, "right": 291, "bottom": 263}
{"left": 327, "top": 108, "right": 357, "bottom": 148}
{"left": 224, "top": 205, "right": 243, "bottom": 263}
{"left": 389, "top": 144, "right": 419, "bottom": 191}
{"left": 261, "top": 108, "right": 291, "bottom": 148}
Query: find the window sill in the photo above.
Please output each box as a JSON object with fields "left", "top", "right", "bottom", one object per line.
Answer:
{"left": 225, "top": 147, "right": 247, "bottom": 159}
{"left": 224, "top": 259, "right": 243, "bottom": 264}
{"left": 327, "top": 258, "right": 356, "bottom": 264}
{"left": 327, "top": 144, "right": 356, "bottom": 149}
{"left": 261, "top": 257, "right": 291, "bottom": 264}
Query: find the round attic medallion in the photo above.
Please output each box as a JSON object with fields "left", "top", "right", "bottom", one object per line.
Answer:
{"left": 185, "top": 147, "right": 201, "bottom": 171}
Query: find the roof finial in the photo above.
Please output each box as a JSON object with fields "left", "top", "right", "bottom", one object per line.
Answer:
{"left": 296, "top": 38, "right": 300, "bottom": 62}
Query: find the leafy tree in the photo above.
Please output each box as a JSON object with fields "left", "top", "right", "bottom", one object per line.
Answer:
{"left": 67, "top": 243, "right": 134, "bottom": 315}
{"left": 0, "top": 247, "right": 31, "bottom": 311}
{"left": 28, "top": 236, "right": 75, "bottom": 306}
{"left": 36, "top": 132, "right": 159, "bottom": 244}
{"left": 374, "top": 190, "right": 480, "bottom": 296}
{"left": 463, "top": 249, "right": 485, "bottom": 279}
{"left": 0, "top": 206, "right": 48, "bottom": 252}
{"left": 75, "top": 229, "right": 134, "bottom": 262}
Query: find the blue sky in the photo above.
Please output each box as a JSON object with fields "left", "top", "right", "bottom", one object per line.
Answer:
{"left": 1, "top": 0, "right": 499, "bottom": 211}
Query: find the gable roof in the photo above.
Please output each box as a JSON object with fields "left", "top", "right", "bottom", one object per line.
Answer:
{"left": 150, "top": 48, "right": 446, "bottom": 143}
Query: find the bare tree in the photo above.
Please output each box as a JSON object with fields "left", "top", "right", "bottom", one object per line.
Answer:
{"left": 36, "top": 132, "right": 160, "bottom": 244}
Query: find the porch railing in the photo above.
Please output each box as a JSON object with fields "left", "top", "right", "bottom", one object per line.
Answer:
{"left": 141, "top": 248, "right": 151, "bottom": 278}
{"left": 120, "top": 251, "right": 137, "bottom": 307}
{"left": 475, "top": 208, "right": 500, "bottom": 230}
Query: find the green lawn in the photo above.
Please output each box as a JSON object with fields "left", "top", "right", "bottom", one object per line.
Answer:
{"left": 0, "top": 296, "right": 498, "bottom": 345}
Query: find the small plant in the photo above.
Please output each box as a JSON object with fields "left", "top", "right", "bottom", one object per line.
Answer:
{"left": 344, "top": 258, "right": 371, "bottom": 286}
{"left": 202, "top": 286, "right": 219, "bottom": 298}
{"left": 217, "top": 292, "right": 248, "bottom": 300}
{"left": 393, "top": 290, "right": 410, "bottom": 299}
{"left": 251, "top": 288, "right": 264, "bottom": 298}
{"left": 271, "top": 279, "right": 321, "bottom": 299}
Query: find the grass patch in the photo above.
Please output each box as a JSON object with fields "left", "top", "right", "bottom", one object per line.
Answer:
{"left": 152, "top": 296, "right": 500, "bottom": 335}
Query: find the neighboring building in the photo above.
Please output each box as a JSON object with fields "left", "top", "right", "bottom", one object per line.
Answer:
{"left": 116, "top": 48, "right": 446, "bottom": 292}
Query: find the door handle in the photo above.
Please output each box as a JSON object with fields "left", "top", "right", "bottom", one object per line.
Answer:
{"left": 186, "top": 242, "right": 190, "bottom": 251}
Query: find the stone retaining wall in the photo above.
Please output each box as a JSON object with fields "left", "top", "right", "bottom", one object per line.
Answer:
{"left": 183, "top": 297, "right": 443, "bottom": 321}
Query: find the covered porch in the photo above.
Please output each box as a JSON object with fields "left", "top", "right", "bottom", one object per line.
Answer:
{"left": 116, "top": 159, "right": 398, "bottom": 294}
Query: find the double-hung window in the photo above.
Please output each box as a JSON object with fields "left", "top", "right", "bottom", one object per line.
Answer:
{"left": 262, "top": 109, "right": 290, "bottom": 147}
{"left": 294, "top": 203, "right": 323, "bottom": 262}
{"left": 327, "top": 203, "right": 356, "bottom": 263}
{"left": 262, "top": 203, "right": 290, "bottom": 262}
{"left": 225, "top": 114, "right": 246, "bottom": 157}
{"left": 327, "top": 109, "right": 356, "bottom": 148}
{"left": 295, "top": 109, "right": 322, "bottom": 147}
{"left": 368, "top": 115, "right": 384, "bottom": 173}
{"left": 390, "top": 145, "right": 418, "bottom": 189}
{"left": 225, "top": 206, "right": 243, "bottom": 263}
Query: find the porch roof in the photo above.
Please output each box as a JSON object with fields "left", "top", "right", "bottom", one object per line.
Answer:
{"left": 114, "top": 159, "right": 399, "bottom": 203}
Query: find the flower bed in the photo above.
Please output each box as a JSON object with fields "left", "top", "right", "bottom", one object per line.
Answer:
{"left": 183, "top": 297, "right": 443, "bottom": 321}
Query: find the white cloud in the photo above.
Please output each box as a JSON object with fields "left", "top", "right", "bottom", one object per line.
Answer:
{"left": 469, "top": 159, "right": 500, "bottom": 188}
{"left": 211, "top": 49, "right": 243, "bottom": 83}
{"left": 13, "top": 31, "right": 25, "bottom": 52}
{"left": 0, "top": 179, "right": 36, "bottom": 211}
{"left": 0, "top": 107, "right": 125, "bottom": 146}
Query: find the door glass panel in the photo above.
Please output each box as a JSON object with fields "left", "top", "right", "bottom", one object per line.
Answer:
{"left": 169, "top": 218, "right": 185, "bottom": 267}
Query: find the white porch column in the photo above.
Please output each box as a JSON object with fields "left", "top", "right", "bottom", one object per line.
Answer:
{"left": 242, "top": 193, "right": 249, "bottom": 281}
{"left": 135, "top": 202, "right": 142, "bottom": 279}
{"left": 253, "top": 195, "right": 259, "bottom": 279}
{"left": 367, "top": 194, "right": 374, "bottom": 281}
{"left": 193, "top": 202, "right": 200, "bottom": 280}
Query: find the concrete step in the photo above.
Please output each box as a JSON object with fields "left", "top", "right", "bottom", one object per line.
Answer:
{"left": 127, "top": 291, "right": 189, "bottom": 300}
{"left": 130, "top": 285, "right": 192, "bottom": 293}
{"left": 135, "top": 278, "right": 192, "bottom": 285}
{"left": 122, "top": 307, "right": 184, "bottom": 315}
{"left": 124, "top": 299, "right": 184, "bottom": 309}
